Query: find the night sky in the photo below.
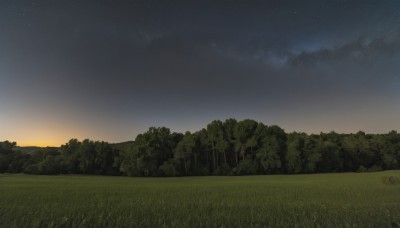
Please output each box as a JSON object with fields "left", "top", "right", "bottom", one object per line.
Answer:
{"left": 1, "top": 0, "right": 400, "bottom": 146}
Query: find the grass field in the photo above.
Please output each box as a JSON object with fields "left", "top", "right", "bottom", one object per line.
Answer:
{"left": 1, "top": 171, "right": 400, "bottom": 227}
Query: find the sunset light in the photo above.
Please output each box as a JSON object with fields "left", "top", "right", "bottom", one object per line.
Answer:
{"left": 1, "top": 1, "right": 399, "bottom": 227}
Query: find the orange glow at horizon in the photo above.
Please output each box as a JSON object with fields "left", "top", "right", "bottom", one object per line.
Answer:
{"left": 1, "top": 104, "right": 138, "bottom": 147}
{"left": 17, "top": 141, "right": 63, "bottom": 147}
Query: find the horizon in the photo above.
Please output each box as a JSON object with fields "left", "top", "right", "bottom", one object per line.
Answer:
{"left": 2, "top": 0, "right": 400, "bottom": 147}
{"left": 12, "top": 118, "right": 400, "bottom": 147}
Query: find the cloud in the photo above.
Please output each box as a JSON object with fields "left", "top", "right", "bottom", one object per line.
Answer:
{"left": 287, "top": 35, "right": 400, "bottom": 68}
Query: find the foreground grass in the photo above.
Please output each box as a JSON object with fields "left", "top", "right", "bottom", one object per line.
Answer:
{"left": 1, "top": 171, "right": 400, "bottom": 227}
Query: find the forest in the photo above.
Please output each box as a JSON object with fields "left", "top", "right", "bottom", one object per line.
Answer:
{"left": 1, "top": 119, "right": 399, "bottom": 176}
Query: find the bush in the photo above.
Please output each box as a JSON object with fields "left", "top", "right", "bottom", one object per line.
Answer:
{"left": 213, "top": 164, "right": 232, "bottom": 176}
{"left": 381, "top": 176, "right": 400, "bottom": 185}
{"left": 23, "top": 164, "right": 40, "bottom": 174}
{"left": 231, "top": 159, "right": 257, "bottom": 176}
{"left": 368, "top": 165, "right": 382, "bottom": 172}
{"left": 159, "top": 159, "right": 179, "bottom": 177}
{"left": 193, "top": 165, "right": 209, "bottom": 176}
{"left": 358, "top": 166, "right": 367, "bottom": 172}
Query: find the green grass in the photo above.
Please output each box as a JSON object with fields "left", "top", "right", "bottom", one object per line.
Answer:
{"left": 1, "top": 171, "right": 400, "bottom": 227}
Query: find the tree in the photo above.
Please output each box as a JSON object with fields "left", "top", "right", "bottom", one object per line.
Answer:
{"left": 231, "top": 157, "right": 257, "bottom": 175}
{"left": 2, "top": 119, "right": 400, "bottom": 177}
{"left": 193, "top": 129, "right": 210, "bottom": 173}
{"left": 285, "top": 133, "right": 304, "bottom": 174}
{"left": 0, "top": 141, "right": 30, "bottom": 173}
{"left": 120, "top": 146, "right": 146, "bottom": 176}
{"left": 78, "top": 139, "right": 97, "bottom": 174}
{"left": 222, "top": 118, "right": 238, "bottom": 165}
{"left": 120, "top": 127, "right": 178, "bottom": 176}
{"left": 303, "top": 136, "right": 322, "bottom": 173}
{"left": 216, "top": 139, "right": 229, "bottom": 165}
{"left": 38, "top": 155, "right": 61, "bottom": 175}
{"left": 316, "top": 141, "right": 342, "bottom": 172}
{"left": 207, "top": 120, "right": 224, "bottom": 170}
{"left": 256, "top": 136, "right": 282, "bottom": 173}
{"left": 382, "top": 131, "right": 400, "bottom": 169}
{"left": 174, "top": 132, "right": 195, "bottom": 175}
{"left": 60, "top": 139, "right": 81, "bottom": 174}
{"left": 159, "top": 159, "right": 179, "bottom": 177}
{"left": 233, "top": 119, "right": 258, "bottom": 163}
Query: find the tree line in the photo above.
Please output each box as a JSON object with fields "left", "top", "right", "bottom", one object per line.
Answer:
{"left": 1, "top": 119, "right": 399, "bottom": 176}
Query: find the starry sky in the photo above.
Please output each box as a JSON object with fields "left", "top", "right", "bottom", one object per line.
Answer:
{"left": 1, "top": 0, "right": 400, "bottom": 146}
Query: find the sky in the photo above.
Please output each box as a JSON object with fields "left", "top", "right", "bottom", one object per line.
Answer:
{"left": 1, "top": 0, "right": 400, "bottom": 146}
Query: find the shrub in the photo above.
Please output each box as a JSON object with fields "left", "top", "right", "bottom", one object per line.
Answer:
{"left": 192, "top": 165, "right": 209, "bottom": 176}
{"left": 231, "top": 159, "right": 257, "bottom": 176}
{"left": 358, "top": 166, "right": 367, "bottom": 172}
{"left": 23, "top": 164, "right": 40, "bottom": 174}
{"left": 381, "top": 176, "right": 400, "bottom": 185}
{"left": 159, "top": 159, "right": 179, "bottom": 177}
{"left": 213, "top": 164, "right": 232, "bottom": 176}
{"left": 368, "top": 165, "right": 382, "bottom": 172}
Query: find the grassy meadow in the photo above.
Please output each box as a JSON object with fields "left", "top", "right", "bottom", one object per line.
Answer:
{"left": 1, "top": 171, "right": 400, "bottom": 227}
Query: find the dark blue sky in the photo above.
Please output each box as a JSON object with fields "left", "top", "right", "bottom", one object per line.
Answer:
{"left": 1, "top": 0, "right": 400, "bottom": 146}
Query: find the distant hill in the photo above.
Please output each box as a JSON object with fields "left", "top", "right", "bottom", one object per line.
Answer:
{"left": 13, "top": 141, "right": 134, "bottom": 154}
{"left": 110, "top": 141, "right": 134, "bottom": 152}
{"left": 14, "top": 146, "right": 59, "bottom": 154}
